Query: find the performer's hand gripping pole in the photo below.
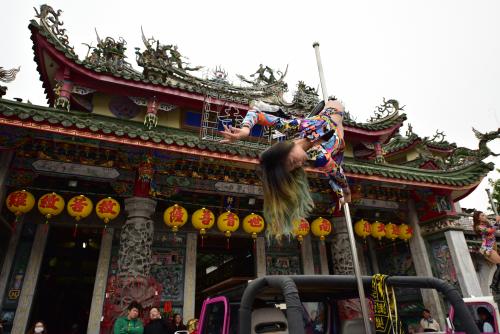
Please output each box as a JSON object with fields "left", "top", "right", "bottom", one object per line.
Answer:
{"left": 486, "top": 188, "right": 499, "bottom": 216}
{"left": 313, "top": 42, "right": 373, "bottom": 334}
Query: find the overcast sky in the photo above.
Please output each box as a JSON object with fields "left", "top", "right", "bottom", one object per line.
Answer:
{"left": 1, "top": 0, "right": 499, "bottom": 212}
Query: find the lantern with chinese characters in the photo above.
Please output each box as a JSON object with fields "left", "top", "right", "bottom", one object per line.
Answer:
{"left": 292, "top": 219, "right": 310, "bottom": 243}
{"left": 370, "top": 221, "right": 386, "bottom": 240}
{"left": 311, "top": 217, "right": 332, "bottom": 241}
{"left": 384, "top": 223, "right": 400, "bottom": 241}
{"left": 67, "top": 195, "right": 93, "bottom": 237}
{"left": 6, "top": 190, "right": 35, "bottom": 230}
{"left": 217, "top": 211, "right": 240, "bottom": 237}
{"left": 67, "top": 195, "right": 93, "bottom": 221}
{"left": 164, "top": 204, "right": 188, "bottom": 233}
{"left": 399, "top": 224, "right": 413, "bottom": 241}
{"left": 354, "top": 219, "right": 371, "bottom": 239}
{"left": 242, "top": 213, "right": 265, "bottom": 239}
{"left": 38, "top": 192, "right": 65, "bottom": 225}
{"left": 242, "top": 213, "right": 265, "bottom": 249}
{"left": 191, "top": 208, "right": 215, "bottom": 246}
{"left": 96, "top": 197, "right": 121, "bottom": 228}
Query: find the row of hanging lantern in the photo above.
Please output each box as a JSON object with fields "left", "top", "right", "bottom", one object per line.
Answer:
{"left": 5, "top": 190, "right": 121, "bottom": 233}
{"left": 354, "top": 219, "right": 413, "bottom": 242}
{"left": 5, "top": 190, "right": 333, "bottom": 244}
{"left": 163, "top": 205, "right": 333, "bottom": 245}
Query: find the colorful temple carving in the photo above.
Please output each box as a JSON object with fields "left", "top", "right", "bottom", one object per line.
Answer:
{"left": 0, "top": 4, "right": 499, "bottom": 334}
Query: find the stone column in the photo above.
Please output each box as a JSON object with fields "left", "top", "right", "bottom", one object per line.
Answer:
{"left": 407, "top": 201, "right": 446, "bottom": 325}
{"left": 11, "top": 225, "right": 48, "bottom": 334}
{"left": 301, "top": 235, "right": 315, "bottom": 275}
{"left": 444, "top": 229, "right": 482, "bottom": 297}
{"left": 87, "top": 228, "right": 114, "bottom": 334}
{"left": 318, "top": 241, "right": 330, "bottom": 275}
{"left": 255, "top": 236, "right": 267, "bottom": 277}
{"left": 475, "top": 255, "right": 495, "bottom": 296}
{"left": 183, "top": 233, "right": 197, "bottom": 320}
{"left": 118, "top": 197, "right": 156, "bottom": 277}
{"left": 0, "top": 219, "right": 23, "bottom": 307}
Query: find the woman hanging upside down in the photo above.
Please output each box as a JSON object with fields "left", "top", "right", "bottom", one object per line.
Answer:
{"left": 473, "top": 211, "right": 500, "bottom": 293}
{"left": 220, "top": 99, "right": 351, "bottom": 238}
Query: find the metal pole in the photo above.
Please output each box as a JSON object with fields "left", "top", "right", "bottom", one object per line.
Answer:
{"left": 313, "top": 42, "right": 373, "bottom": 334}
{"left": 486, "top": 189, "right": 498, "bottom": 216}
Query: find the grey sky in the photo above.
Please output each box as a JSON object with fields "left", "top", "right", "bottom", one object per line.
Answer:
{"left": 1, "top": 0, "right": 499, "bottom": 211}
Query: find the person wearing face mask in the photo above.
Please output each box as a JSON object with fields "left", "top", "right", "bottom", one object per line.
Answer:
{"left": 26, "top": 321, "right": 47, "bottom": 334}
{"left": 144, "top": 307, "right": 169, "bottom": 334}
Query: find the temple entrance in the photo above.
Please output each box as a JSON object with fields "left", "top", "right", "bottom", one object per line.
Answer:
{"left": 30, "top": 226, "right": 101, "bottom": 334}
{"left": 195, "top": 236, "right": 255, "bottom": 315}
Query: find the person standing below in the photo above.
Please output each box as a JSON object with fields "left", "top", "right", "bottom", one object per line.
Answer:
{"left": 477, "top": 307, "right": 495, "bottom": 333}
{"left": 168, "top": 314, "right": 187, "bottom": 334}
{"left": 113, "top": 301, "right": 144, "bottom": 334}
{"left": 26, "top": 321, "right": 48, "bottom": 334}
{"left": 144, "top": 307, "right": 169, "bottom": 334}
{"left": 419, "top": 309, "right": 440, "bottom": 332}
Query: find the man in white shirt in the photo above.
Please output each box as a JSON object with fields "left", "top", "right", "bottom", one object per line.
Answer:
{"left": 419, "top": 309, "right": 440, "bottom": 332}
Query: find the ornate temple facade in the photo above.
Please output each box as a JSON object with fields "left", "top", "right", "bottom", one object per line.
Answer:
{"left": 0, "top": 4, "right": 499, "bottom": 334}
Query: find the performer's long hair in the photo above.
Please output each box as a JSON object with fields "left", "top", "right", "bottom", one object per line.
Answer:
{"left": 473, "top": 210, "right": 484, "bottom": 235}
{"left": 259, "top": 141, "right": 314, "bottom": 238}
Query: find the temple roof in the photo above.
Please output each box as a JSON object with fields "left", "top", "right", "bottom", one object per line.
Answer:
{"left": 0, "top": 98, "right": 493, "bottom": 193}
{"left": 28, "top": 4, "right": 407, "bottom": 138}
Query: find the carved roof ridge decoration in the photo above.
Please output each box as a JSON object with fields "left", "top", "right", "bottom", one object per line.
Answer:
{"left": 0, "top": 98, "right": 494, "bottom": 189}
{"left": 33, "top": 4, "right": 76, "bottom": 58}
{"left": 367, "top": 98, "right": 404, "bottom": 124}
{"left": 383, "top": 132, "right": 422, "bottom": 154}
{"left": 423, "top": 130, "right": 457, "bottom": 151}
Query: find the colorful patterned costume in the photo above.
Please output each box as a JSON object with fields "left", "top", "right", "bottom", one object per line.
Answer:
{"left": 242, "top": 107, "right": 348, "bottom": 197}
{"left": 479, "top": 223, "right": 498, "bottom": 256}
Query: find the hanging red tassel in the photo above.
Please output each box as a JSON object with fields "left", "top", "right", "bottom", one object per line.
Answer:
{"left": 200, "top": 235, "right": 204, "bottom": 249}
{"left": 226, "top": 238, "right": 230, "bottom": 250}
{"left": 73, "top": 224, "right": 78, "bottom": 238}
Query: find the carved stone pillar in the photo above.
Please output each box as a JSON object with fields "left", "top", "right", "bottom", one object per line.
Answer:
{"left": 331, "top": 217, "right": 364, "bottom": 320}
{"left": 118, "top": 197, "right": 157, "bottom": 277}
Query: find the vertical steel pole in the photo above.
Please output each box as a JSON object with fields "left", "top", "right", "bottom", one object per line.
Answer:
{"left": 486, "top": 189, "right": 499, "bottom": 215}
{"left": 313, "top": 42, "right": 373, "bottom": 334}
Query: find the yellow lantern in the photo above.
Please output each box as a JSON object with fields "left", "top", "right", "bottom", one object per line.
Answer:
{"left": 38, "top": 192, "right": 65, "bottom": 224}
{"left": 68, "top": 194, "right": 93, "bottom": 237}
{"left": 6, "top": 189, "right": 35, "bottom": 230}
{"left": 385, "top": 223, "right": 400, "bottom": 241}
{"left": 370, "top": 221, "right": 386, "bottom": 240}
{"left": 67, "top": 195, "right": 93, "bottom": 221}
{"left": 96, "top": 197, "right": 121, "bottom": 224}
{"left": 292, "top": 218, "right": 310, "bottom": 243}
{"left": 164, "top": 204, "right": 188, "bottom": 233}
{"left": 217, "top": 211, "right": 240, "bottom": 238}
{"left": 354, "top": 219, "right": 371, "bottom": 239}
{"left": 192, "top": 208, "right": 215, "bottom": 246}
{"left": 192, "top": 208, "right": 215, "bottom": 235}
{"left": 399, "top": 224, "right": 413, "bottom": 241}
{"left": 311, "top": 217, "right": 332, "bottom": 241}
{"left": 242, "top": 213, "right": 265, "bottom": 240}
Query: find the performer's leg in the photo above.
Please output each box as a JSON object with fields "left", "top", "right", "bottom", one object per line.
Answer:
{"left": 486, "top": 250, "right": 500, "bottom": 264}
